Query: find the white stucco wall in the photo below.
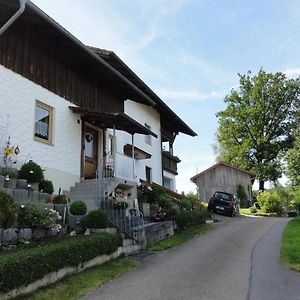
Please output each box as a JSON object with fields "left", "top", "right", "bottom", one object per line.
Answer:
{"left": 108, "top": 100, "right": 163, "bottom": 185}
{"left": 0, "top": 66, "right": 82, "bottom": 193}
{"left": 163, "top": 170, "right": 176, "bottom": 191}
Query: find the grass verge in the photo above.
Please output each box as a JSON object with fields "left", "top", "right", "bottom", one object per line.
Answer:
{"left": 16, "top": 258, "right": 138, "bottom": 300}
{"left": 148, "top": 223, "right": 211, "bottom": 251}
{"left": 239, "top": 208, "right": 278, "bottom": 217}
{"left": 281, "top": 217, "right": 300, "bottom": 272}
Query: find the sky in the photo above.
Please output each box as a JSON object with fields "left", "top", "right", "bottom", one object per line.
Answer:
{"left": 31, "top": 0, "right": 300, "bottom": 194}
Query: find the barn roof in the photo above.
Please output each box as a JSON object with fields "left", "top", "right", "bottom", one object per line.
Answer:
{"left": 190, "top": 162, "right": 256, "bottom": 183}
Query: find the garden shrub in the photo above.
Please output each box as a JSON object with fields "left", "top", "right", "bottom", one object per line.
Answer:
{"left": 165, "top": 207, "right": 179, "bottom": 220}
{"left": 84, "top": 209, "right": 110, "bottom": 228}
{"left": 18, "top": 202, "right": 61, "bottom": 229}
{"left": 39, "top": 180, "right": 54, "bottom": 194}
{"left": 178, "top": 199, "right": 192, "bottom": 211}
{"left": 69, "top": 200, "right": 87, "bottom": 215}
{"left": 0, "top": 233, "right": 122, "bottom": 292}
{"left": 19, "top": 161, "right": 43, "bottom": 183}
{"left": 112, "top": 200, "right": 128, "bottom": 210}
{"left": 292, "top": 187, "right": 300, "bottom": 213}
{"left": 53, "top": 194, "right": 68, "bottom": 204}
{"left": 0, "top": 191, "right": 19, "bottom": 228}
{"left": 175, "top": 210, "right": 211, "bottom": 230}
{"left": 249, "top": 206, "right": 258, "bottom": 213}
{"left": 157, "top": 194, "right": 173, "bottom": 211}
{"left": 257, "top": 190, "right": 284, "bottom": 216}
{"left": 236, "top": 183, "right": 248, "bottom": 207}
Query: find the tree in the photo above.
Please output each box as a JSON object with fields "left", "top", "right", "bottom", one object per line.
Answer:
{"left": 286, "top": 133, "right": 300, "bottom": 186}
{"left": 216, "top": 69, "right": 300, "bottom": 190}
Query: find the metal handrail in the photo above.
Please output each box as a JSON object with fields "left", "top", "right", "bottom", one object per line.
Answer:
{"left": 95, "top": 151, "right": 144, "bottom": 244}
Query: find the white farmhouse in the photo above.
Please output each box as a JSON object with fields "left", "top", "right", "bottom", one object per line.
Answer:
{"left": 0, "top": 0, "right": 196, "bottom": 214}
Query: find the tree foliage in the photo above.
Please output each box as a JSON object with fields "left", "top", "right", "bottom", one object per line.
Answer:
{"left": 216, "top": 69, "right": 300, "bottom": 190}
{"left": 286, "top": 133, "right": 300, "bottom": 186}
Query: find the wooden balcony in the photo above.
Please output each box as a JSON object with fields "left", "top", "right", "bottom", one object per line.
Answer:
{"left": 162, "top": 151, "right": 181, "bottom": 175}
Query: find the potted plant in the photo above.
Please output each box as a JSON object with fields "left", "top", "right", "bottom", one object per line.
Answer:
{"left": 84, "top": 209, "right": 115, "bottom": 233}
{"left": 68, "top": 200, "right": 87, "bottom": 232}
{"left": 53, "top": 194, "right": 68, "bottom": 222}
{"left": 19, "top": 160, "right": 43, "bottom": 191}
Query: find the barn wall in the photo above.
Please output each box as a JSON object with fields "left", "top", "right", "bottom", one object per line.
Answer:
{"left": 196, "top": 165, "right": 252, "bottom": 202}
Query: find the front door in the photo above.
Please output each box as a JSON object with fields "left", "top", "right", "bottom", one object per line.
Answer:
{"left": 84, "top": 126, "right": 98, "bottom": 179}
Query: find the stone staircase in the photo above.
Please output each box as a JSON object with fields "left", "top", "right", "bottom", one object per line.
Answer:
{"left": 66, "top": 179, "right": 99, "bottom": 211}
{"left": 122, "top": 238, "right": 141, "bottom": 255}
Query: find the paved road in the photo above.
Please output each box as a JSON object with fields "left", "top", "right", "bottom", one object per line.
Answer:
{"left": 81, "top": 215, "right": 300, "bottom": 300}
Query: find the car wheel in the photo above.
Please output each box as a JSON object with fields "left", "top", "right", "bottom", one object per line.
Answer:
{"left": 230, "top": 210, "right": 235, "bottom": 217}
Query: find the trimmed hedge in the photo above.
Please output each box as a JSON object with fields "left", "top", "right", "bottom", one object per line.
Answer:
{"left": 0, "top": 233, "right": 122, "bottom": 292}
{"left": 70, "top": 200, "right": 87, "bottom": 215}
{"left": 19, "top": 161, "right": 43, "bottom": 183}
{"left": 84, "top": 209, "right": 110, "bottom": 228}
{"left": 175, "top": 210, "right": 211, "bottom": 230}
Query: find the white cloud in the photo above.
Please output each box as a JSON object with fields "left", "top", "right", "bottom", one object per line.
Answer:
{"left": 284, "top": 68, "right": 300, "bottom": 78}
{"left": 179, "top": 51, "right": 235, "bottom": 86}
{"left": 157, "top": 89, "right": 226, "bottom": 102}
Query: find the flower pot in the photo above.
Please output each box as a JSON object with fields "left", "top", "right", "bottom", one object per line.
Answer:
{"left": 68, "top": 214, "right": 86, "bottom": 231}
{"left": 16, "top": 179, "right": 28, "bottom": 189}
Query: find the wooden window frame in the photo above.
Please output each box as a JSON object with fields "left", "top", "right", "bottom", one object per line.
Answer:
{"left": 34, "top": 100, "right": 54, "bottom": 145}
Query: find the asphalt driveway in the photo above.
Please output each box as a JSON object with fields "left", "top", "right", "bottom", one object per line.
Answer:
{"left": 80, "top": 215, "right": 300, "bottom": 300}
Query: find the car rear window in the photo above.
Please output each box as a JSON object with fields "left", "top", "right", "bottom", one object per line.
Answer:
{"left": 214, "top": 192, "right": 232, "bottom": 200}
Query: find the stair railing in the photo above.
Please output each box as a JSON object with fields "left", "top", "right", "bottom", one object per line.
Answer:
{"left": 96, "top": 151, "right": 145, "bottom": 245}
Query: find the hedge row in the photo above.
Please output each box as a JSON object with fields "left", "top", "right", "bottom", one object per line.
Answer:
{"left": 175, "top": 210, "right": 211, "bottom": 230}
{"left": 0, "top": 233, "right": 122, "bottom": 292}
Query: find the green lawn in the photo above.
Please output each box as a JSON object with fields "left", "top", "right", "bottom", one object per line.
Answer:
{"left": 148, "top": 223, "right": 212, "bottom": 251}
{"left": 281, "top": 217, "right": 300, "bottom": 272}
{"left": 16, "top": 258, "right": 138, "bottom": 300}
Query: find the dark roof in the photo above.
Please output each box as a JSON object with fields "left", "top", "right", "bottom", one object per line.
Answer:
{"left": 69, "top": 106, "right": 157, "bottom": 137}
{"left": 0, "top": 0, "right": 155, "bottom": 107}
{"left": 190, "top": 162, "right": 256, "bottom": 182}
{"left": 89, "top": 46, "right": 197, "bottom": 138}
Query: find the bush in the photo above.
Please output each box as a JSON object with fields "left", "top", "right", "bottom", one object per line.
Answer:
{"left": 0, "top": 233, "right": 122, "bottom": 292}
{"left": 257, "top": 190, "right": 284, "bottom": 216}
{"left": 39, "top": 180, "right": 54, "bottom": 194}
{"left": 84, "top": 209, "right": 110, "bottom": 228}
{"left": 292, "top": 187, "right": 300, "bottom": 213}
{"left": 0, "top": 191, "right": 19, "bottom": 228}
{"left": 249, "top": 206, "right": 258, "bottom": 213}
{"left": 19, "top": 161, "right": 43, "bottom": 183}
{"left": 178, "top": 199, "right": 193, "bottom": 211}
{"left": 157, "top": 194, "right": 173, "bottom": 211}
{"left": 53, "top": 194, "right": 68, "bottom": 204}
{"left": 175, "top": 210, "right": 211, "bottom": 230}
{"left": 18, "top": 202, "right": 61, "bottom": 229}
{"left": 236, "top": 184, "right": 248, "bottom": 207}
{"left": 112, "top": 201, "right": 128, "bottom": 210}
{"left": 70, "top": 200, "right": 87, "bottom": 215}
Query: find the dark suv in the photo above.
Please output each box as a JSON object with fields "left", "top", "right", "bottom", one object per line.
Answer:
{"left": 207, "top": 191, "right": 237, "bottom": 217}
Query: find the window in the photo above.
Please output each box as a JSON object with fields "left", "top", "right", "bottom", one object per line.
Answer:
{"left": 145, "top": 166, "right": 152, "bottom": 182}
{"left": 34, "top": 101, "right": 53, "bottom": 144}
{"left": 145, "top": 123, "right": 152, "bottom": 145}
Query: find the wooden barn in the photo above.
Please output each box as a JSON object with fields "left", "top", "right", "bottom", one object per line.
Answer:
{"left": 190, "top": 162, "right": 255, "bottom": 202}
